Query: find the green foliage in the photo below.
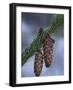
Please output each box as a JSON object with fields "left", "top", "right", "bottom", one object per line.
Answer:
{"left": 22, "top": 14, "right": 64, "bottom": 66}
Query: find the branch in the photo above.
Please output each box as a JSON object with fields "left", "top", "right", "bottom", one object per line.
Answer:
{"left": 22, "top": 14, "right": 64, "bottom": 66}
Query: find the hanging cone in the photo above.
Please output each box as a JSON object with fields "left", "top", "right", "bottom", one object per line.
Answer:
{"left": 34, "top": 50, "right": 43, "bottom": 76}
{"left": 43, "top": 34, "right": 55, "bottom": 67}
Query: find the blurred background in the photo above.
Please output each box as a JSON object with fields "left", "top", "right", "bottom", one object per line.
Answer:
{"left": 21, "top": 13, "right": 64, "bottom": 77}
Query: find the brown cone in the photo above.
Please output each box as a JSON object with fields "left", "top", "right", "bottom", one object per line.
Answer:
{"left": 43, "top": 34, "right": 55, "bottom": 67}
{"left": 34, "top": 50, "right": 43, "bottom": 76}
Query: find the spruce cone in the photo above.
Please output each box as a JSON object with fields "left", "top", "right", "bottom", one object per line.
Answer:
{"left": 34, "top": 50, "right": 43, "bottom": 76}
{"left": 43, "top": 34, "right": 55, "bottom": 67}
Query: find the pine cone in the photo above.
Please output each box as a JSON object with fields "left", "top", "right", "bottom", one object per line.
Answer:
{"left": 43, "top": 34, "right": 55, "bottom": 67}
{"left": 34, "top": 50, "right": 43, "bottom": 76}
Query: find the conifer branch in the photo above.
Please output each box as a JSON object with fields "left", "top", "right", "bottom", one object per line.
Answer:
{"left": 22, "top": 14, "right": 64, "bottom": 66}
